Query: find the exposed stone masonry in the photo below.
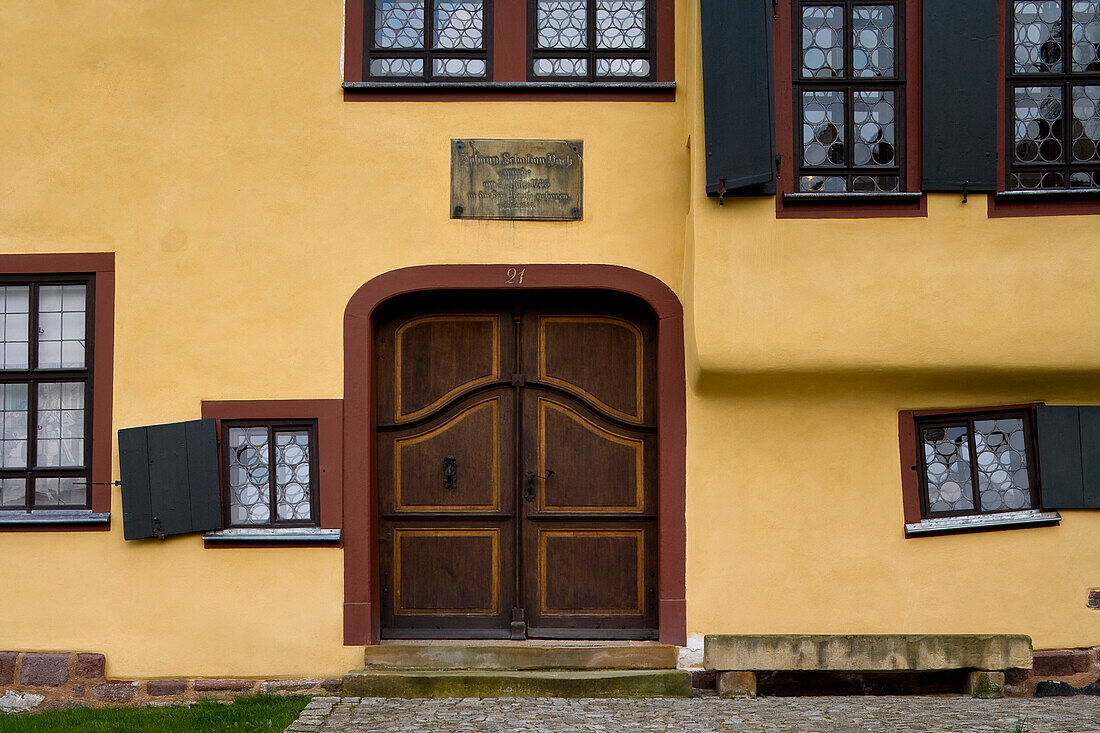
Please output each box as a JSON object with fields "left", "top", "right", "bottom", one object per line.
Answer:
{"left": 0, "top": 650, "right": 341, "bottom": 712}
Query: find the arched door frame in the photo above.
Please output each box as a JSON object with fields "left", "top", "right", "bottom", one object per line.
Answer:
{"left": 343, "top": 264, "right": 686, "bottom": 645}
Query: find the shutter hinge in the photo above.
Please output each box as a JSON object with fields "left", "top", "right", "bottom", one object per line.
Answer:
{"left": 152, "top": 516, "right": 165, "bottom": 541}
{"left": 717, "top": 176, "right": 727, "bottom": 206}
{"left": 775, "top": 154, "right": 782, "bottom": 180}
{"left": 772, "top": 0, "right": 779, "bottom": 19}
{"left": 962, "top": 180, "right": 969, "bottom": 204}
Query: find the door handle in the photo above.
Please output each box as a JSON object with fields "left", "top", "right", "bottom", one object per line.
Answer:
{"left": 522, "top": 469, "right": 554, "bottom": 502}
{"left": 443, "top": 455, "right": 457, "bottom": 490}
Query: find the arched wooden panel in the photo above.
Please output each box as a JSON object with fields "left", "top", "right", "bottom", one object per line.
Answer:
{"left": 394, "top": 528, "right": 500, "bottom": 615}
{"left": 537, "top": 399, "right": 644, "bottom": 512}
{"left": 537, "top": 529, "right": 644, "bottom": 615}
{"left": 537, "top": 316, "right": 644, "bottom": 423}
{"left": 395, "top": 315, "right": 500, "bottom": 421}
{"left": 393, "top": 397, "right": 501, "bottom": 511}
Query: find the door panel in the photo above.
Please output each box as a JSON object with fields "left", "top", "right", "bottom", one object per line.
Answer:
{"left": 393, "top": 528, "right": 502, "bottom": 615}
{"left": 536, "top": 315, "right": 647, "bottom": 423}
{"left": 393, "top": 314, "right": 501, "bottom": 421}
{"left": 392, "top": 395, "right": 505, "bottom": 511}
{"left": 533, "top": 396, "right": 651, "bottom": 512}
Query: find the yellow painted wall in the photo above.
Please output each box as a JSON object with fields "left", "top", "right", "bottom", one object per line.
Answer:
{"left": 0, "top": 0, "right": 1095, "bottom": 680}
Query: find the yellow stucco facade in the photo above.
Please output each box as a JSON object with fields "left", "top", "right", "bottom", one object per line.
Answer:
{"left": 0, "top": 0, "right": 1096, "bottom": 680}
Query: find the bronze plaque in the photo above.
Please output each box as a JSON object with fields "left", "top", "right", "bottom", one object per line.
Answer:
{"left": 451, "top": 139, "right": 583, "bottom": 221}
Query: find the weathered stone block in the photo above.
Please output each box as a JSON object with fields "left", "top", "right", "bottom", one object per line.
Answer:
{"left": 193, "top": 679, "right": 255, "bottom": 692}
{"left": 1033, "top": 649, "right": 1092, "bottom": 676}
{"left": 703, "top": 634, "right": 1033, "bottom": 672}
{"left": 40, "top": 700, "right": 89, "bottom": 712}
{"left": 92, "top": 683, "right": 136, "bottom": 703}
{"left": 966, "top": 670, "right": 1005, "bottom": 699}
{"left": 1088, "top": 590, "right": 1100, "bottom": 610}
{"left": 20, "top": 653, "right": 70, "bottom": 686}
{"left": 74, "top": 653, "right": 105, "bottom": 679}
{"left": 717, "top": 671, "right": 757, "bottom": 698}
{"left": 320, "top": 679, "right": 343, "bottom": 692}
{"left": 72, "top": 684, "right": 85, "bottom": 697}
{"left": 146, "top": 679, "right": 188, "bottom": 696}
{"left": 259, "top": 679, "right": 320, "bottom": 693}
{"left": 0, "top": 651, "right": 16, "bottom": 686}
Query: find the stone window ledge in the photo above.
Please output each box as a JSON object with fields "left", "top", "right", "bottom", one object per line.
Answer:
{"left": 906, "top": 510, "right": 1061, "bottom": 536}
{"left": 0, "top": 510, "right": 110, "bottom": 526}
{"left": 202, "top": 528, "right": 341, "bottom": 544}
{"left": 342, "top": 81, "right": 676, "bottom": 92}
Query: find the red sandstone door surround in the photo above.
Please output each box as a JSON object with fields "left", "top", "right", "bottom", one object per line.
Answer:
{"left": 342, "top": 265, "right": 686, "bottom": 646}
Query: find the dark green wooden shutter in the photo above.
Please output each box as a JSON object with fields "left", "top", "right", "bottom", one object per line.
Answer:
{"left": 701, "top": 0, "right": 776, "bottom": 196}
{"left": 1036, "top": 406, "right": 1085, "bottom": 509}
{"left": 922, "top": 0, "right": 998, "bottom": 192}
{"left": 1080, "top": 407, "right": 1100, "bottom": 508}
{"left": 118, "top": 419, "right": 221, "bottom": 539}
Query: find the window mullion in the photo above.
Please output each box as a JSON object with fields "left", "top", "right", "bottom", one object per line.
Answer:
{"left": 588, "top": 0, "right": 597, "bottom": 82}
{"left": 267, "top": 426, "right": 279, "bottom": 527}
{"left": 424, "top": 0, "right": 434, "bottom": 81}
{"left": 966, "top": 419, "right": 982, "bottom": 514}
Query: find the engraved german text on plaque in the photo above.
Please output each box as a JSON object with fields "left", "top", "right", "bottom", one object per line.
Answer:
{"left": 451, "top": 139, "right": 583, "bottom": 221}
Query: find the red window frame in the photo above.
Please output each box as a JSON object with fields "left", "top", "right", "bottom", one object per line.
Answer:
{"left": 201, "top": 399, "right": 344, "bottom": 544}
{"left": 0, "top": 254, "right": 114, "bottom": 531}
{"left": 343, "top": 0, "right": 675, "bottom": 101}
{"left": 773, "top": 0, "right": 926, "bottom": 218}
{"left": 990, "top": 0, "right": 1100, "bottom": 217}
{"left": 898, "top": 403, "right": 1057, "bottom": 535}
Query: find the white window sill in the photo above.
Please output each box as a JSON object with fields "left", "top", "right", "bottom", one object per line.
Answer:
{"left": 202, "top": 528, "right": 340, "bottom": 543}
{"left": 0, "top": 510, "right": 110, "bottom": 525}
{"left": 906, "top": 509, "right": 1061, "bottom": 536}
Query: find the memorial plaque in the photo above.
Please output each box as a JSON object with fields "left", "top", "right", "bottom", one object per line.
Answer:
{"left": 451, "top": 139, "right": 583, "bottom": 221}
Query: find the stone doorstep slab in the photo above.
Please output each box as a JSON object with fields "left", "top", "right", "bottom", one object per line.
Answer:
{"left": 363, "top": 644, "right": 679, "bottom": 671}
{"left": 342, "top": 669, "right": 693, "bottom": 698}
{"left": 703, "top": 634, "right": 1033, "bottom": 672}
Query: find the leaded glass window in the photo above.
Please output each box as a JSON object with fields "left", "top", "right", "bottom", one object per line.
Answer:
{"left": 366, "top": 0, "right": 489, "bottom": 81}
{"left": 531, "top": 0, "right": 654, "bottom": 80}
{"left": 795, "top": 1, "right": 905, "bottom": 192}
{"left": 916, "top": 410, "right": 1039, "bottom": 519}
{"left": 224, "top": 421, "right": 319, "bottom": 527}
{"left": 0, "top": 278, "right": 92, "bottom": 511}
{"left": 1008, "top": 0, "right": 1100, "bottom": 189}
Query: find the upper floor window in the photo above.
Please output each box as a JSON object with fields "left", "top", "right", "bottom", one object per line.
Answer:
{"left": 795, "top": 1, "right": 906, "bottom": 193}
{"left": 349, "top": 0, "right": 671, "bottom": 88}
{"left": 531, "top": 1, "right": 655, "bottom": 80}
{"left": 0, "top": 278, "right": 92, "bottom": 512}
{"left": 1008, "top": 0, "right": 1100, "bottom": 190}
{"left": 366, "top": 0, "right": 490, "bottom": 80}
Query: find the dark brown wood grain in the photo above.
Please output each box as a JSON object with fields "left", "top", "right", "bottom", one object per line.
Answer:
{"left": 374, "top": 292, "right": 658, "bottom": 639}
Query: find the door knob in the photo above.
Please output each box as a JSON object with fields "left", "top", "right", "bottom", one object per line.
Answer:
{"left": 522, "top": 469, "right": 554, "bottom": 502}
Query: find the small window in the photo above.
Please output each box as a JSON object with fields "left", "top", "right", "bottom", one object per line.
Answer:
{"left": 794, "top": 1, "right": 906, "bottom": 192}
{"left": 531, "top": 0, "right": 655, "bottom": 81}
{"left": 1007, "top": 0, "right": 1100, "bottom": 190}
{"left": 0, "top": 277, "right": 93, "bottom": 512}
{"left": 899, "top": 405, "right": 1063, "bottom": 535}
{"left": 916, "top": 409, "right": 1039, "bottom": 518}
{"left": 223, "top": 421, "right": 319, "bottom": 528}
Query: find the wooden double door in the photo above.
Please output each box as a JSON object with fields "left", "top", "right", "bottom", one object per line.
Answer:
{"left": 375, "top": 293, "right": 658, "bottom": 639}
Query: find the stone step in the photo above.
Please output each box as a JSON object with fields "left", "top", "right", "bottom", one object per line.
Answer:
{"left": 342, "top": 669, "right": 693, "bottom": 698}
{"left": 364, "top": 644, "right": 679, "bottom": 671}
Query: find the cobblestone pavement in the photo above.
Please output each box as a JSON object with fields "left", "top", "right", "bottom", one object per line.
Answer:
{"left": 286, "top": 695, "right": 1100, "bottom": 732}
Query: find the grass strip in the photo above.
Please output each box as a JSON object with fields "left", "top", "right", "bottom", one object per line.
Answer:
{"left": 0, "top": 694, "right": 311, "bottom": 733}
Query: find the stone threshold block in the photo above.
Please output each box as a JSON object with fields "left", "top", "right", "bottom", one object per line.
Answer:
{"left": 704, "top": 634, "right": 1033, "bottom": 673}
{"left": 717, "top": 671, "right": 757, "bottom": 698}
